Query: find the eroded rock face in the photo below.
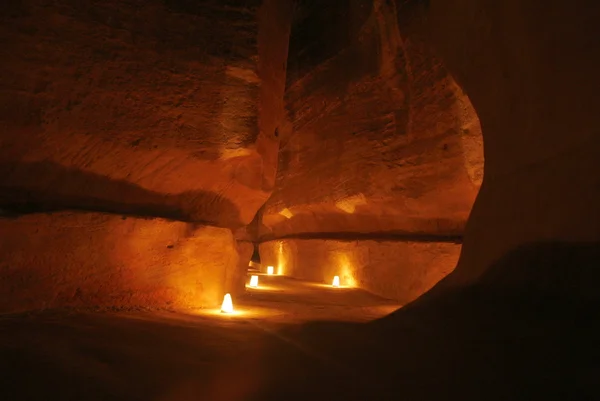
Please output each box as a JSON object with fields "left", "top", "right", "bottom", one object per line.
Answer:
{"left": 0, "top": 0, "right": 290, "bottom": 227}
{"left": 260, "top": 0, "right": 483, "bottom": 240}
{"left": 427, "top": 0, "right": 600, "bottom": 294}
{"left": 0, "top": 213, "right": 242, "bottom": 313}
{"left": 257, "top": 0, "right": 483, "bottom": 302}
{"left": 260, "top": 239, "right": 460, "bottom": 304}
{"left": 0, "top": 0, "right": 292, "bottom": 312}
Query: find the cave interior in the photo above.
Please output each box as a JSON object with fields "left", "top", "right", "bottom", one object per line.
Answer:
{"left": 0, "top": 0, "right": 599, "bottom": 400}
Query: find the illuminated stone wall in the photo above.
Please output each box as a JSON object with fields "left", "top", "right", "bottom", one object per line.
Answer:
{"left": 0, "top": 0, "right": 292, "bottom": 312}
{"left": 261, "top": 1, "right": 482, "bottom": 239}
{"left": 0, "top": 0, "right": 292, "bottom": 228}
{"left": 258, "top": 0, "right": 482, "bottom": 302}
{"left": 0, "top": 212, "right": 241, "bottom": 313}
{"left": 260, "top": 239, "right": 460, "bottom": 304}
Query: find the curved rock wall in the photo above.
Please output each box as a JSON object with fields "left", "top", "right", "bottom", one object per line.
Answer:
{"left": 426, "top": 0, "right": 600, "bottom": 297}
{"left": 0, "top": 0, "right": 290, "bottom": 227}
{"left": 258, "top": 0, "right": 483, "bottom": 303}
{"left": 0, "top": 0, "right": 292, "bottom": 312}
{"left": 261, "top": 0, "right": 482, "bottom": 240}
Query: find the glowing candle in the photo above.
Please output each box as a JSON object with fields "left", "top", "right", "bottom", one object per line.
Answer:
{"left": 267, "top": 265, "right": 274, "bottom": 275}
{"left": 249, "top": 275, "right": 259, "bottom": 288}
{"left": 221, "top": 293, "right": 234, "bottom": 313}
{"left": 332, "top": 276, "right": 340, "bottom": 288}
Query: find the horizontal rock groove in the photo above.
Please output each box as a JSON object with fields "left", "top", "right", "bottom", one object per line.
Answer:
{"left": 258, "top": 231, "right": 463, "bottom": 244}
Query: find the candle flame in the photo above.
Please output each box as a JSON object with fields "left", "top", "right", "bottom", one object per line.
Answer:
{"left": 221, "top": 293, "right": 234, "bottom": 313}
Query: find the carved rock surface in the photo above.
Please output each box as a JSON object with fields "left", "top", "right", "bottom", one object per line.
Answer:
{"left": 0, "top": 0, "right": 290, "bottom": 227}
{"left": 260, "top": 1, "right": 483, "bottom": 240}
{"left": 260, "top": 239, "right": 460, "bottom": 304}
{"left": 257, "top": 0, "right": 482, "bottom": 301}
{"left": 426, "top": 0, "right": 600, "bottom": 293}
{"left": 0, "top": 213, "right": 242, "bottom": 313}
{"left": 0, "top": 0, "right": 291, "bottom": 312}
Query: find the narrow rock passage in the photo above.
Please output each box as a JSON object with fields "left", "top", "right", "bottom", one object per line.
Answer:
{"left": 0, "top": 273, "right": 400, "bottom": 401}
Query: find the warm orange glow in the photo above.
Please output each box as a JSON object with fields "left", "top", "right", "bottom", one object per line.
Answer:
{"left": 279, "top": 208, "right": 294, "bottom": 219}
{"left": 221, "top": 293, "right": 234, "bottom": 313}
{"left": 337, "top": 253, "right": 358, "bottom": 288}
{"left": 335, "top": 193, "right": 367, "bottom": 214}
{"left": 249, "top": 275, "right": 259, "bottom": 288}
{"left": 332, "top": 275, "right": 340, "bottom": 288}
{"left": 245, "top": 283, "right": 280, "bottom": 292}
{"left": 267, "top": 265, "right": 274, "bottom": 275}
{"left": 277, "top": 241, "right": 285, "bottom": 275}
{"left": 195, "top": 304, "right": 279, "bottom": 319}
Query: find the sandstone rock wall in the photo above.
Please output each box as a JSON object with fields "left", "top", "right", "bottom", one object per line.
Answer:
{"left": 425, "top": 0, "right": 600, "bottom": 297}
{"left": 0, "top": 0, "right": 292, "bottom": 312}
{"left": 260, "top": 239, "right": 460, "bottom": 304}
{"left": 0, "top": 213, "right": 242, "bottom": 313}
{"left": 260, "top": 0, "right": 482, "bottom": 240}
{"left": 258, "top": 0, "right": 483, "bottom": 303}
{"left": 0, "top": 0, "right": 290, "bottom": 227}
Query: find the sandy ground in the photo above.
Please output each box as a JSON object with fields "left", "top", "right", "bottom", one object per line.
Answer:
{"left": 0, "top": 274, "right": 400, "bottom": 401}
{"left": 1, "top": 272, "right": 598, "bottom": 400}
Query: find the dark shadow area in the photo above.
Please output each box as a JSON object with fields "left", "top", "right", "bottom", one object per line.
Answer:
{"left": 259, "top": 230, "right": 462, "bottom": 243}
{"left": 0, "top": 311, "right": 277, "bottom": 401}
{"left": 0, "top": 161, "right": 243, "bottom": 227}
{"left": 286, "top": 0, "right": 374, "bottom": 87}
{"left": 379, "top": 241, "right": 600, "bottom": 323}
{"left": 476, "top": 241, "right": 600, "bottom": 302}
{"left": 251, "top": 243, "right": 261, "bottom": 263}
